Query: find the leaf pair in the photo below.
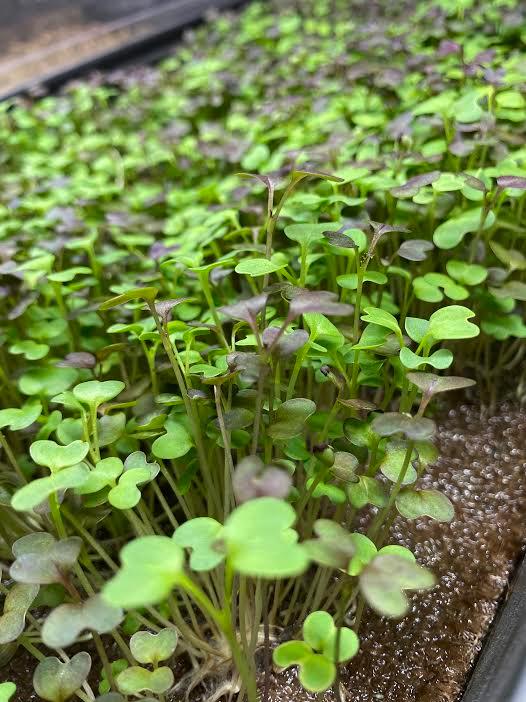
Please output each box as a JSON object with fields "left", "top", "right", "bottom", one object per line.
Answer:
{"left": 267, "top": 398, "right": 316, "bottom": 439}
{"left": 10, "top": 533, "right": 81, "bottom": 585}
{"left": 77, "top": 452, "right": 160, "bottom": 509}
{"left": 274, "top": 611, "right": 359, "bottom": 692}
{"left": 42, "top": 595, "right": 123, "bottom": 649}
{"left": 306, "top": 521, "right": 435, "bottom": 616}
{"left": 173, "top": 497, "right": 308, "bottom": 580}
{"left": 34, "top": 653, "right": 91, "bottom": 702}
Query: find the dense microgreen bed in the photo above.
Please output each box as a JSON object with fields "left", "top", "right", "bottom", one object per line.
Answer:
{"left": 0, "top": 0, "right": 525, "bottom": 700}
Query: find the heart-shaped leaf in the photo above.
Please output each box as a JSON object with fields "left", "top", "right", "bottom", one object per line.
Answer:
{"left": 360, "top": 554, "right": 436, "bottom": 617}
{"left": 109, "top": 469, "right": 156, "bottom": 510}
{"left": 12, "top": 464, "right": 89, "bottom": 512}
{"left": 268, "top": 398, "right": 316, "bottom": 440}
{"left": 42, "top": 595, "right": 123, "bottom": 649}
{"left": 10, "top": 535, "right": 82, "bottom": 584}
{"left": 347, "top": 476, "right": 387, "bottom": 509}
{"left": 9, "top": 340, "right": 49, "bottom": 360}
{"left": 30, "top": 440, "right": 89, "bottom": 473}
{"left": 103, "top": 536, "right": 184, "bottom": 608}
{"left": 273, "top": 609, "right": 359, "bottom": 693}
{"left": 116, "top": 666, "right": 174, "bottom": 695}
{"left": 426, "top": 305, "right": 479, "bottom": 342}
{"left": 361, "top": 308, "right": 403, "bottom": 344}
{"left": 33, "top": 652, "right": 92, "bottom": 702}
{"left": 396, "top": 489, "right": 455, "bottom": 522}
{"left": 76, "top": 457, "right": 123, "bottom": 497}
{"left": 491, "top": 280, "right": 526, "bottom": 301}
{"left": 173, "top": 517, "right": 224, "bottom": 572}
{"left": 372, "top": 413, "right": 436, "bottom": 441}
{"left": 73, "top": 381, "right": 125, "bottom": 408}
{"left": 304, "top": 520, "right": 356, "bottom": 570}
{"left": 152, "top": 420, "right": 193, "bottom": 459}
{"left": 130, "top": 628, "right": 178, "bottom": 665}
{"left": 399, "top": 347, "right": 453, "bottom": 370}
{"left": 224, "top": 497, "right": 308, "bottom": 578}
{"left": 232, "top": 455, "right": 292, "bottom": 503}
{"left": 490, "top": 241, "right": 526, "bottom": 272}
{"left": 0, "top": 403, "right": 42, "bottom": 431}
{"left": 433, "top": 208, "right": 495, "bottom": 249}
{"left": 0, "top": 583, "right": 39, "bottom": 644}
{"left": 19, "top": 367, "right": 78, "bottom": 398}
{"left": 446, "top": 260, "right": 487, "bottom": 285}
{"left": 413, "top": 273, "right": 468, "bottom": 302}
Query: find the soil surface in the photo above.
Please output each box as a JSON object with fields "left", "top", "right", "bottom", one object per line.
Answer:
{"left": 3, "top": 397, "right": 526, "bottom": 700}
{"left": 269, "top": 396, "right": 526, "bottom": 702}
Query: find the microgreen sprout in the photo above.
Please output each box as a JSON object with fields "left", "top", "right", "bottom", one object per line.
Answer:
{"left": 0, "top": 0, "right": 524, "bottom": 700}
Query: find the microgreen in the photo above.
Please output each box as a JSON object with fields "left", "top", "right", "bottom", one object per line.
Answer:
{"left": 0, "top": 0, "right": 523, "bottom": 700}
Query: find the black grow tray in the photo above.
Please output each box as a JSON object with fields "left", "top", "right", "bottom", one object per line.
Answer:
{"left": 0, "top": 0, "right": 246, "bottom": 101}
{"left": 1, "top": 3, "right": 526, "bottom": 701}
{"left": 461, "top": 549, "right": 526, "bottom": 702}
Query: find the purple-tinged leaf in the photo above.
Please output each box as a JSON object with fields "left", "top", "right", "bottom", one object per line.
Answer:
{"left": 407, "top": 372, "right": 475, "bottom": 414}
{"left": 372, "top": 412, "right": 436, "bottom": 440}
{"left": 474, "top": 49, "right": 496, "bottom": 64}
{"left": 149, "top": 242, "right": 180, "bottom": 261}
{"left": 323, "top": 228, "right": 358, "bottom": 249}
{"left": 219, "top": 293, "right": 268, "bottom": 328}
{"left": 387, "top": 112, "right": 413, "bottom": 140}
{"left": 288, "top": 290, "right": 353, "bottom": 320}
{"left": 154, "top": 299, "right": 192, "bottom": 325}
{"left": 497, "top": 176, "right": 526, "bottom": 190}
{"left": 368, "top": 221, "right": 410, "bottom": 256}
{"left": 292, "top": 166, "right": 344, "bottom": 184}
{"left": 57, "top": 352, "right": 96, "bottom": 369}
{"left": 397, "top": 239, "right": 434, "bottom": 262}
{"left": 8, "top": 293, "right": 38, "bottom": 320}
{"left": 233, "top": 456, "right": 292, "bottom": 503}
{"left": 449, "top": 135, "right": 474, "bottom": 158}
{"left": 210, "top": 267, "right": 233, "bottom": 286}
{"left": 462, "top": 173, "right": 487, "bottom": 192}
{"left": 390, "top": 172, "right": 440, "bottom": 198}
{"left": 262, "top": 327, "right": 309, "bottom": 356}
{"left": 483, "top": 67, "right": 505, "bottom": 86}
{"left": 227, "top": 352, "right": 263, "bottom": 382}
{"left": 437, "top": 39, "right": 461, "bottom": 56}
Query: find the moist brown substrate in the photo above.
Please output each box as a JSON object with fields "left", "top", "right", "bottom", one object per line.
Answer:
{"left": 3, "top": 397, "right": 526, "bottom": 700}
{"left": 269, "top": 397, "right": 526, "bottom": 702}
